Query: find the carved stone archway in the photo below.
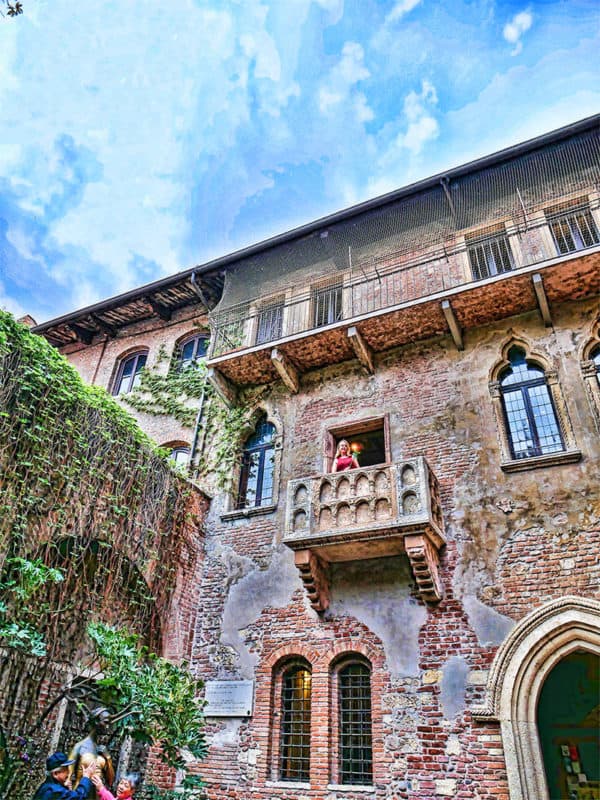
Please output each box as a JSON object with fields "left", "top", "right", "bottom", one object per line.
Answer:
{"left": 473, "top": 596, "right": 600, "bottom": 800}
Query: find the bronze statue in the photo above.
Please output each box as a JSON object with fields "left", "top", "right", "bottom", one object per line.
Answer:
{"left": 69, "top": 707, "right": 115, "bottom": 793}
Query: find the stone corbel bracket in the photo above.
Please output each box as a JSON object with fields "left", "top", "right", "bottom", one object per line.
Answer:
{"left": 405, "top": 533, "right": 443, "bottom": 604}
{"left": 294, "top": 549, "right": 330, "bottom": 612}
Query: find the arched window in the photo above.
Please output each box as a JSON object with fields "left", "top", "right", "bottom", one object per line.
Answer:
{"left": 237, "top": 415, "right": 276, "bottom": 509}
{"left": 169, "top": 445, "right": 190, "bottom": 469}
{"left": 113, "top": 351, "right": 148, "bottom": 395}
{"left": 279, "top": 662, "right": 312, "bottom": 782}
{"left": 178, "top": 334, "right": 209, "bottom": 370}
{"left": 499, "top": 346, "right": 563, "bottom": 460}
{"left": 336, "top": 660, "right": 373, "bottom": 786}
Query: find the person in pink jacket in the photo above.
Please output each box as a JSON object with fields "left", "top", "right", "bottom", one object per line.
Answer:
{"left": 90, "top": 773, "right": 138, "bottom": 800}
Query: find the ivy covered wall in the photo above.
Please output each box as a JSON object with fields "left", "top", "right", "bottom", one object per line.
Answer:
{"left": 0, "top": 311, "right": 208, "bottom": 794}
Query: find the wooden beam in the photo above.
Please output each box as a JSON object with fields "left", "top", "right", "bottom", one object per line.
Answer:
{"left": 67, "top": 323, "right": 94, "bottom": 345}
{"left": 91, "top": 314, "right": 117, "bottom": 338}
{"left": 271, "top": 348, "right": 300, "bottom": 393}
{"left": 532, "top": 273, "right": 552, "bottom": 327}
{"left": 146, "top": 296, "right": 172, "bottom": 321}
{"left": 441, "top": 299, "right": 464, "bottom": 351}
{"left": 347, "top": 326, "right": 374, "bottom": 374}
{"left": 207, "top": 367, "right": 237, "bottom": 407}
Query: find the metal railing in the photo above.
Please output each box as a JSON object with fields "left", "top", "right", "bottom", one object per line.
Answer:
{"left": 209, "top": 202, "right": 600, "bottom": 360}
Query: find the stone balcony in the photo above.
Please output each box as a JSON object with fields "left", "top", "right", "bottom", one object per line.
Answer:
{"left": 283, "top": 457, "right": 445, "bottom": 611}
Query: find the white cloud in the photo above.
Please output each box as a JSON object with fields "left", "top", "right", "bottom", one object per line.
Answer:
{"left": 318, "top": 41, "right": 373, "bottom": 121}
{"left": 503, "top": 10, "right": 533, "bottom": 56}
{"left": 386, "top": 0, "right": 422, "bottom": 24}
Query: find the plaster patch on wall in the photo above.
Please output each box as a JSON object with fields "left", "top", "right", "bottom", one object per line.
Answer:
{"left": 208, "top": 718, "right": 243, "bottom": 747}
{"left": 220, "top": 545, "right": 303, "bottom": 677}
{"left": 463, "top": 593, "right": 514, "bottom": 646}
{"left": 326, "top": 556, "right": 427, "bottom": 676}
{"left": 440, "top": 655, "right": 469, "bottom": 720}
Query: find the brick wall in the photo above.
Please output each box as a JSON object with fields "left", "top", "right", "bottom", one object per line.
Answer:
{"left": 61, "top": 298, "right": 600, "bottom": 799}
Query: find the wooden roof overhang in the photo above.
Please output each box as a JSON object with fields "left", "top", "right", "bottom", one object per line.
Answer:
{"left": 33, "top": 268, "right": 225, "bottom": 347}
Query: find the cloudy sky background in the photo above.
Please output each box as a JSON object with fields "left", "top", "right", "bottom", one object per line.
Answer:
{"left": 0, "top": 0, "right": 598, "bottom": 323}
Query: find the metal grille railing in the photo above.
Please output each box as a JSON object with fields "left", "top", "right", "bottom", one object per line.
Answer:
{"left": 280, "top": 665, "right": 312, "bottom": 782}
{"left": 338, "top": 662, "right": 373, "bottom": 785}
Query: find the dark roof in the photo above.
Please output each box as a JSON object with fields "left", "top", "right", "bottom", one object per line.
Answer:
{"left": 34, "top": 113, "right": 600, "bottom": 347}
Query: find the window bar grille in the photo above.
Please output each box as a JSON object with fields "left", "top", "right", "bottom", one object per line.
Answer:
{"left": 548, "top": 207, "right": 600, "bottom": 254}
{"left": 256, "top": 302, "right": 283, "bottom": 345}
{"left": 338, "top": 663, "right": 373, "bottom": 785}
{"left": 467, "top": 234, "right": 514, "bottom": 280}
{"left": 280, "top": 667, "right": 311, "bottom": 782}
{"left": 312, "top": 283, "right": 343, "bottom": 328}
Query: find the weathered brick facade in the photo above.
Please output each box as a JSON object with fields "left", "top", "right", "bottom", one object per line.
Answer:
{"left": 37, "top": 118, "right": 600, "bottom": 800}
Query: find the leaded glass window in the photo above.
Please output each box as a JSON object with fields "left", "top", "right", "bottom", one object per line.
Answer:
{"left": 591, "top": 345, "right": 600, "bottom": 386}
{"left": 280, "top": 664, "right": 311, "bottom": 782}
{"left": 500, "top": 346, "right": 564, "bottom": 459}
{"left": 237, "top": 416, "right": 276, "bottom": 509}
{"left": 338, "top": 662, "right": 373, "bottom": 785}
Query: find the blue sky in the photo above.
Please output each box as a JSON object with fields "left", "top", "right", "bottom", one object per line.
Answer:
{"left": 0, "top": 0, "right": 598, "bottom": 323}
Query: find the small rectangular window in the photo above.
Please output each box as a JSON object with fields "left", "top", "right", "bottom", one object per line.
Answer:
{"left": 312, "top": 281, "right": 343, "bottom": 328}
{"left": 325, "top": 417, "right": 390, "bottom": 473}
{"left": 255, "top": 300, "right": 284, "bottom": 345}
{"left": 547, "top": 205, "right": 599, "bottom": 254}
{"left": 467, "top": 229, "right": 514, "bottom": 280}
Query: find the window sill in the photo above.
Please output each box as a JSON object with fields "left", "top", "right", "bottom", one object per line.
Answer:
{"left": 501, "top": 449, "right": 582, "bottom": 473}
{"left": 265, "top": 780, "right": 311, "bottom": 790}
{"left": 220, "top": 503, "right": 278, "bottom": 521}
{"left": 327, "top": 784, "right": 375, "bottom": 793}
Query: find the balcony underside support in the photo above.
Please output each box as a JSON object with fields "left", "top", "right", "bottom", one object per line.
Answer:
{"left": 405, "top": 533, "right": 443, "bottom": 604}
{"left": 441, "top": 299, "right": 464, "bottom": 351}
{"left": 532, "top": 273, "right": 553, "bottom": 327}
{"left": 347, "top": 326, "right": 375, "bottom": 374}
{"left": 271, "top": 347, "right": 300, "bottom": 393}
{"left": 294, "top": 549, "right": 330, "bottom": 612}
{"left": 207, "top": 367, "right": 237, "bottom": 407}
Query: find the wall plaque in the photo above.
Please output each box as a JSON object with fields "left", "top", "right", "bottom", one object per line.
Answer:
{"left": 204, "top": 680, "right": 254, "bottom": 717}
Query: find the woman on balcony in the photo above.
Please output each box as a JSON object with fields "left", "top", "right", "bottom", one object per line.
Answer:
{"left": 332, "top": 439, "right": 359, "bottom": 472}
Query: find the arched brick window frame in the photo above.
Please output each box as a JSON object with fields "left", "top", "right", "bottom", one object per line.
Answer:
{"left": 473, "top": 595, "right": 600, "bottom": 800}
{"left": 266, "top": 655, "right": 313, "bottom": 785}
{"left": 488, "top": 337, "right": 580, "bottom": 472}
{"left": 329, "top": 653, "right": 374, "bottom": 788}
{"left": 581, "top": 320, "right": 600, "bottom": 433}
{"left": 111, "top": 347, "right": 150, "bottom": 396}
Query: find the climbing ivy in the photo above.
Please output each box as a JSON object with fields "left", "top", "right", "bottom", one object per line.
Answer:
{"left": 122, "top": 347, "right": 261, "bottom": 492}
{"left": 0, "top": 311, "right": 205, "bottom": 797}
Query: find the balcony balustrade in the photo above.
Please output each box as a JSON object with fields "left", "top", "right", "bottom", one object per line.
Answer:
{"left": 283, "top": 457, "right": 446, "bottom": 611}
{"left": 206, "top": 224, "right": 600, "bottom": 397}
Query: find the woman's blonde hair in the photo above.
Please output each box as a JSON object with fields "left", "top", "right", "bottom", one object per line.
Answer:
{"left": 335, "top": 439, "right": 351, "bottom": 458}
